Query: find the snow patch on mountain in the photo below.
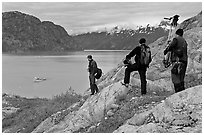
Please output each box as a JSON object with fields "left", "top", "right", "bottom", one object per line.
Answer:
{"left": 105, "top": 21, "right": 170, "bottom": 36}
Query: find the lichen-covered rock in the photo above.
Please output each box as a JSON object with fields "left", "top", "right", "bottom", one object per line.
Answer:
{"left": 33, "top": 82, "right": 130, "bottom": 133}
{"left": 107, "top": 110, "right": 115, "bottom": 117}
{"left": 179, "top": 11, "right": 202, "bottom": 31}
{"left": 114, "top": 85, "right": 202, "bottom": 133}
{"left": 127, "top": 111, "right": 150, "bottom": 126}
{"left": 32, "top": 101, "right": 82, "bottom": 133}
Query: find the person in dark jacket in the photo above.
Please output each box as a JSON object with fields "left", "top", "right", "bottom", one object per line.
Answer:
{"left": 164, "top": 14, "right": 179, "bottom": 27}
{"left": 87, "top": 55, "right": 99, "bottom": 95}
{"left": 164, "top": 29, "right": 188, "bottom": 93}
{"left": 171, "top": 15, "right": 179, "bottom": 27}
{"left": 122, "top": 38, "right": 152, "bottom": 95}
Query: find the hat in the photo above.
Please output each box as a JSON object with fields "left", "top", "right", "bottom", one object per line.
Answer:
{"left": 139, "top": 38, "right": 146, "bottom": 44}
{"left": 87, "top": 55, "right": 92, "bottom": 59}
{"left": 174, "top": 15, "right": 180, "bottom": 18}
{"left": 175, "top": 29, "right": 183, "bottom": 36}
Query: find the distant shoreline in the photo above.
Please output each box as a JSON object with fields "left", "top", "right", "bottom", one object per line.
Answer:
{"left": 2, "top": 50, "right": 131, "bottom": 56}
{"left": 84, "top": 50, "right": 131, "bottom": 52}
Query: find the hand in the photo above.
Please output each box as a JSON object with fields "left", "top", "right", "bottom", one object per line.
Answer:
{"left": 167, "top": 40, "right": 171, "bottom": 44}
{"left": 164, "top": 49, "right": 168, "bottom": 55}
{"left": 124, "top": 64, "right": 129, "bottom": 67}
{"left": 123, "top": 59, "right": 130, "bottom": 65}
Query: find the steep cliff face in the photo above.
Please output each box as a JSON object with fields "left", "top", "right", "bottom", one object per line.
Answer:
{"left": 2, "top": 11, "right": 80, "bottom": 53}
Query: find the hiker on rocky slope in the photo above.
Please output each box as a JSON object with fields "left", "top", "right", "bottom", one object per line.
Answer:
{"left": 171, "top": 15, "right": 179, "bottom": 27}
{"left": 164, "top": 29, "right": 188, "bottom": 93}
{"left": 87, "top": 55, "right": 99, "bottom": 95}
{"left": 164, "top": 14, "right": 179, "bottom": 27}
{"left": 122, "top": 38, "right": 152, "bottom": 95}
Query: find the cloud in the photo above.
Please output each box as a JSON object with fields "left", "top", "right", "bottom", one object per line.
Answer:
{"left": 2, "top": 2, "right": 202, "bottom": 35}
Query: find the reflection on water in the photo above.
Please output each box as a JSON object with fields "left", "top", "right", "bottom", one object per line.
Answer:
{"left": 2, "top": 51, "right": 129, "bottom": 98}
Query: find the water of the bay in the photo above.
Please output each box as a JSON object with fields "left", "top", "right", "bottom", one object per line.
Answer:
{"left": 2, "top": 51, "right": 129, "bottom": 98}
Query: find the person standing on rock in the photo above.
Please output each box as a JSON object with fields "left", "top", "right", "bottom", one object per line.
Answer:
{"left": 164, "top": 14, "right": 179, "bottom": 28}
{"left": 87, "top": 55, "right": 99, "bottom": 95}
{"left": 171, "top": 15, "right": 179, "bottom": 27}
{"left": 122, "top": 38, "right": 152, "bottom": 95}
{"left": 164, "top": 29, "right": 188, "bottom": 93}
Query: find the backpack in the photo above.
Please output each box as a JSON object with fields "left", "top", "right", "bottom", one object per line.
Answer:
{"left": 95, "top": 68, "right": 102, "bottom": 79}
{"left": 140, "top": 44, "right": 151, "bottom": 66}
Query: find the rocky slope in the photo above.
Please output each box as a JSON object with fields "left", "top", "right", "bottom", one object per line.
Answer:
{"left": 31, "top": 12, "right": 202, "bottom": 133}
{"left": 2, "top": 90, "right": 82, "bottom": 133}
{"left": 179, "top": 11, "right": 202, "bottom": 31}
{"left": 2, "top": 11, "right": 80, "bottom": 53}
{"left": 114, "top": 85, "right": 202, "bottom": 133}
{"left": 3, "top": 12, "right": 202, "bottom": 133}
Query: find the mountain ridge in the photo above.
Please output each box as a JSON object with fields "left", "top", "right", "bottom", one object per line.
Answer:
{"left": 3, "top": 11, "right": 170, "bottom": 52}
{"left": 2, "top": 11, "right": 80, "bottom": 53}
{"left": 72, "top": 24, "right": 169, "bottom": 50}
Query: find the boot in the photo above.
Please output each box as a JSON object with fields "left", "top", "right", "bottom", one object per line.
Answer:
{"left": 141, "top": 82, "right": 147, "bottom": 95}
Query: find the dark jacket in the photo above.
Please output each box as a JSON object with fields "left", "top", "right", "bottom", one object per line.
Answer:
{"left": 164, "top": 36, "right": 188, "bottom": 63}
{"left": 88, "top": 59, "right": 98, "bottom": 75}
{"left": 126, "top": 44, "right": 152, "bottom": 68}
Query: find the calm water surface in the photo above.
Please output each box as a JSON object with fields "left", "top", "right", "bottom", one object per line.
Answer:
{"left": 2, "top": 51, "right": 128, "bottom": 98}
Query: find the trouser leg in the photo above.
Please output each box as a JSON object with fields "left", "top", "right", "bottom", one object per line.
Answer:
{"left": 180, "top": 81, "right": 185, "bottom": 91}
{"left": 176, "top": 82, "right": 185, "bottom": 93}
{"left": 172, "top": 62, "right": 187, "bottom": 93}
{"left": 89, "top": 75, "right": 95, "bottom": 94}
{"left": 180, "top": 62, "right": 187, "bottom": 91}
{"left": 174, "top": 83, "right": 181, "bottom": 93}
{"left": 138, "top": 68, "right": 147, "bottom": 95}
{"left": 94, "top": 84, "right": 99, "bottom": 93}
{"left": 124, "top": 68, "right": 131, "bottom": 84}
{"left": 171, "top": 63, "right": 182, "bottom": 93}
{"left": 172, "top": 74, "right": 182, "bottom": 93}
{"left": 171, "top": 61, "right": 187, "bottom": 93}
{"left": 124, "top": 63, "right": 139, "bottom": 84}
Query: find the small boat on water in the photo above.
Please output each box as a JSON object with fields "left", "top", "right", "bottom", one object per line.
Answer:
{"left": 34, "top": 77, "right": 46, "bottom": 82}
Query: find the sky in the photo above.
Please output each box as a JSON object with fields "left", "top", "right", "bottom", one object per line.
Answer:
{"left": 2, "top": 1, "right": 202, "bottom": 35}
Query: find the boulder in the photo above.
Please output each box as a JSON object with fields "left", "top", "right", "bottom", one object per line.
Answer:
{"left": 113, "top": 124, "right": 139, "bottom": 133}
{"left": 107, "top": 110, "right": 114, "bottom": 117}
{"left": 127, "top": 111, "right": 151, "bottom": 126}
{"left": 114, "top": 85, "right": 202, "bottom": 133}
